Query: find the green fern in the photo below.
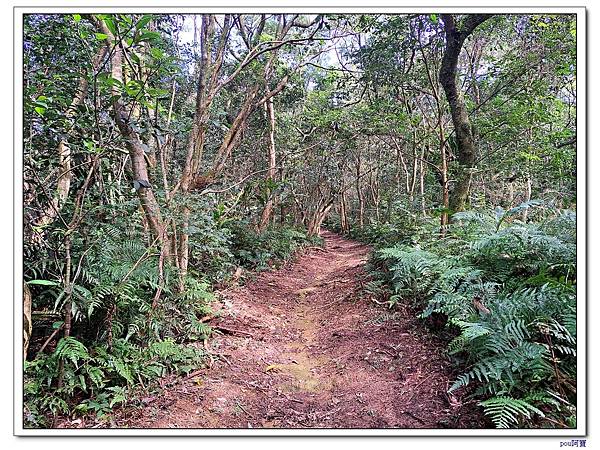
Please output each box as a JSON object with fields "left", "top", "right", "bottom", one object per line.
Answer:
{"left": 55, "top": 337, "right": 89, "bottom": 367}
{"left": 112, "top": 359, "right": 134, "bottom": 385}
{"left": 479, "top": 396, "right": 545, "bottom": 428}
{"left": 368, "top": 206, "right": 576, "bottom": 428}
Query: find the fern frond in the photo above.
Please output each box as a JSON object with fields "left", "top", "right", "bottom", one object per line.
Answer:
{"left": 479, "top": 396, "right": 544, "bottom": 428}
{"left": 55, "top": 337, "right": 89, "bottom": 367}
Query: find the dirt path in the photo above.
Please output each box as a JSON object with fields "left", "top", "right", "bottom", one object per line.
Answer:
{"left": 126, "top": 231, "right": 482, "bottom": 429}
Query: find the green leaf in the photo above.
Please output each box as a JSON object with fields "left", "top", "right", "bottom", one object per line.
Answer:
{"left": 103, "top": 17, "right": 118, "bottom": 36}
{"left": 83, "top": 139, "right": 96, "bottom": 151}
{"left": 136, "top": 15, "right": 153, "bottom": 30}
{"left": 113, "top": 359, "right": 134, "bottom": 384}
{"left": 137, "top": 31, "right": 161, "bottom": 43}
{"left": 146, "top": 87, "right": 169, "bottom": 98}
{"left": 479, "top": 396, "right": 544, "bottom": 429}
{"left": 430, "top": 14, "right": 438, "bottom": 24}
{"left": 27, "top": 279, "right": 59, "bottom": 286}
{"left": 72, "top": 14, "right": 81, "bottom": 23}
{"left": 34, "top": 106, "right": 46, "bottom": 116}
{"left": 55, "top": 337, "right": 89, "bottom": 366}
{"left": 150, "top": 47, "right": 163, "bottom": 60}
{"left": 125, "top": 80, "right": 142, "bottom": 96}
{"left": 95, "top": 33, "right": 109, "bottom": 41}
{"left": 79, "top": 374, "right": 87, "bottom": 393}
{"left": 119, "top": 14, "right": 133, "bottom": 25}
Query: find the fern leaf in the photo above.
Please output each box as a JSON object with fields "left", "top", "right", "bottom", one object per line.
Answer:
{"left": 479, "top": 396, "right": 544, "bottom": 428}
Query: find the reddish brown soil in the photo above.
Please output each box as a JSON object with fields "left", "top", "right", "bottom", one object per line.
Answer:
{"left": 119, "top": 231, "right": 484, "bottom": 429}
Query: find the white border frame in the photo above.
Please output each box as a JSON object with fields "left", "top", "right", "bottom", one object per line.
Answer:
{"left": 13, "top": 4, "right": 587, "bottom": 437}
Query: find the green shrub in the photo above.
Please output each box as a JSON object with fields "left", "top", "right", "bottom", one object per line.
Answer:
{"left": 228, "top": 221, "right": 321, "bottom": 270}
{"left": 24, "top": 337, "right": 205, "bottom": 427}
{"left": 24, "top": 205, "right": 320, "bottom": 426}
{"left": 366, "top": 204, "right": 577, "bottom": 428}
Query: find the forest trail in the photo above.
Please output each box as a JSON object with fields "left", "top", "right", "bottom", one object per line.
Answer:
{"left": 125, "top": 232, "right": 481, "bottom": 429}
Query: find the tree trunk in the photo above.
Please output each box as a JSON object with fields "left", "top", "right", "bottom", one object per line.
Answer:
{"left": 258, "top": 96, "right": 277, "bottom": 233}
{"left": 307, "top": 201, "right": 333, "bottom": 236}
{"left": 522, "top": 175, "right": 532, "bottom": 222}
{"left": 176, "top": 15, "right": 219, "bottom": 286}
{"left": 175, "top": 14, "right": 294, "bottom": 282}
{"left": 439, "top": 14, "right": 492, "bottom": 214}
{"left": 368, "top": 170, "right": 380, "bottom": 222}
{"left": 355, "top": 153, "right": 364, "bottom": 228}
{"left": 410, "top": 138, "right": 418, "bottom": 203}
{"left": 340, "top": 191, "right": 349, "bottom": 233}
{"left": 392, "top": 137, "right": 411, "bottom": 195}
{"left": 97, "top": 20, "right": 167, "bottom": 248}
{"left": 440, "top": 142, "right": 450, "bottom": 230}
{"left": 420, "top": 146, "right": 426, "bottom": 216}
{"left": 23, "top": 283, "right": 32, "bottom": 360}
{"left": 112, "top": 49, "right": 167, "bottom": 246}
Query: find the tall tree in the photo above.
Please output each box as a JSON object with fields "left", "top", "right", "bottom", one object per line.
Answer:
{"left": 439, "top": 14, "right": 493, "bottom": 214}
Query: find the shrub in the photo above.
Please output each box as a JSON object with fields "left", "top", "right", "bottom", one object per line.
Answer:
{"left": 366, "top": 203, "right": 577, "bottom": 428}
{"left": 24, "top": 337, "right": 205, "bottom": 427}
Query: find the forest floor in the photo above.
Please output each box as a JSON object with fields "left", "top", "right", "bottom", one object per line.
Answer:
{"left": 117, "top": 231, "right": 484, "bottom": 429}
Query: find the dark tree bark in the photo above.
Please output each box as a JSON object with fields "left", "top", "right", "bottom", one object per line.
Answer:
{"left": 439, "top": 14, "right": 493, "bottom": 213}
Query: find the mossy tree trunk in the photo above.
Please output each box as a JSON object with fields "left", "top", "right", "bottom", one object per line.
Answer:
{"left": 439, "top": 14, "right": 493, "bottom": 214}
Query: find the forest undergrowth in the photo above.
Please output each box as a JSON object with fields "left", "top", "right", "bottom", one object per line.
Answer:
{"left": 328, "top": 201, "right": 577, "bottom": 428}
{"left": 24, "top": 216, "right": 320, "bottom": 427}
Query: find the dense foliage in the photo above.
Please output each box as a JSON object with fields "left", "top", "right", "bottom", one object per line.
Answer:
{"left": 354, "top": 203, "right": 577, "bottom": 428}
{"left": 23, "top": 12, "right": 577, "bottom": 429}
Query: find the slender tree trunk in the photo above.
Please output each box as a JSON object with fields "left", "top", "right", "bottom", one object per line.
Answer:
{"left": 416, "top": 29, "right": 450, "bottom": 228}
{"left": 340, "top": 191, "right": 349, "bottom": 233}
{"left": 437, "top": 118, "right": 450, "bottom": 230}
{"left": 440, "top": 143, "right": 450, "bottom": 229}
{"left": 97, "top": 20, "right": 167, "bottom": 248}
{"left": 391, "top": 136, "right": 411, "bottom": 195}
{"left": 355, "top": 153, "right": 364, "bottom": 228}
{"left": 410, "top": 140, "right": 418, "bottom": 203}
{"left": 112, "top": 53, "right": 167, "bottom": 246}
{"left": 400, "top": 90, "right": 418, "bottom": 203}
{"left": 176, "top": 15, "right": 217, "bottom": 286}
{"left": 210, "top": 85, "right": 261, "bottom": 180}
{"left": 522, "top": 174, "right": 532, "bottom": 222}
{"left": 386, "top": 193, "right": 393, "bottom": 223}
{"left": 23, "top": 283, "right": 32, "bottom": 360}
{"left": 368, "top": 171, "right": 380, "bottom": 222}
{"left": 259, "top": 96, "right": 277, "bottom": 232}
{"left": 420, "top": 147, "right": 426, "bottom": 217}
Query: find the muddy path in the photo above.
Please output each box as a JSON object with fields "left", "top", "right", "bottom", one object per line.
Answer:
{"left": 125, "top": 231, "right": 482, "bottom": 429}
